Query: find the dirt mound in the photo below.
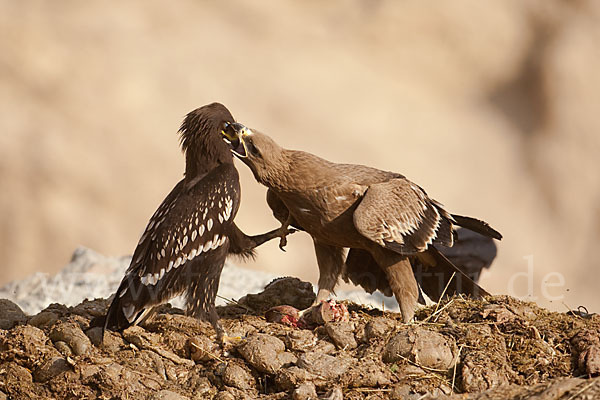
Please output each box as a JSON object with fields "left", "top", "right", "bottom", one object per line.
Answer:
{"left": 1, "top": 278, "right": 599, "bottom": 399}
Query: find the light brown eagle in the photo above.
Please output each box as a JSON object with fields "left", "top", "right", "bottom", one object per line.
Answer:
{"left": 223, "top": 124, "right": 501, "bottom": 322}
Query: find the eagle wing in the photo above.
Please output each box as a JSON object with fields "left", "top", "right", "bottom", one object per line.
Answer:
{"left": 105, "top": 164, "right": 240, "bottom": 328}
{"left": 266, "top": 188, "right": 305, "bottom": 231}
{"left": 353, "top": 178, "right": 454, "bottom": 255}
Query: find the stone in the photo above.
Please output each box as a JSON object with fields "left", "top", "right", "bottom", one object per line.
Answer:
{"left": 364, "top": 318, "right": 395, "bottom": 341}
{"left": 285, "top": 330, "right": 317, "bottom": 352}
{"left": 28, "top": 311, "right": 59, "bottom": 328}
{"left": 222, "top": 362, "right": 256, "bottom": 391}
{"left": 188, "top": 335, "right": 220, "bottom": 363}
{"left": 275, "top": 367, "right": 317, "bottom": 391}
{"left": 325, "top": 321, "right": 357, "bottom": 350}
{"left": 237, "top": 333, "right": 294, "bottom": 374}
{"left": 49, "top": 321, "right": 92, "bottom": 356}
{"left": 53, "top": 341, "right": 73, "bottom": 357}
{"left": 323, "top": 387, "right": 343, "bottom": 400}
{"left": 292, "top": 382, "right": 318, "bottom": 400}
{"left": 33, "top": 356, "right": 71, "bottom": 382}
{"left": 85, "top": 326, "right": 104, "bottom": 347}
{"left": 383, "top": 327, "right": 456, "bottom": 370}
{"left": 297, "top": 350, "right": 352, "bottom": 381}
{"left": 149, "top": 390, "right": 189, "bottom": 400}
{"left": 237, "top": 277, "right": 315, "bottom": 313}
{"left": 0, "top": 299, "right": 27, "bottom": 330}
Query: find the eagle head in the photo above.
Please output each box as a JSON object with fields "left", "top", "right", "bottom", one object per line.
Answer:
{"left": 178, "top": 103, "right": 236, "bottom": 177}
{"left": 222, "top": 123, "right": 285, "bottom": 186}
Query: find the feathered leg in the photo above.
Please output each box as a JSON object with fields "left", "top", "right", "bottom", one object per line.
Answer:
{"left": 228, "top": 223, "right": 295, "bottom": 258}
{"left": 312, "top": 240, "right": 345, "bottom": 304}
{"left": 372, "top": 248, "right": 419, "bottom": 323}
{"left": 185, "top": 258, "right": 226, "bottom": 341}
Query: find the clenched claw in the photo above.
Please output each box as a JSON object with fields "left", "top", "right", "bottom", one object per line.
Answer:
{"left": 278, "top": 226, "right": 297, "bottom": 252}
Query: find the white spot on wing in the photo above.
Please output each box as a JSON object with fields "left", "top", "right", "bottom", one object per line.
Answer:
{"left": 144, "top": 274, "right": 153, "bottom": 285}
{"left": 207, "top": 218, "right": 213, "bottom": 231}
{"left": 138, "top": 232, "right": 148, "bottom": 246}
{"left": 174, "top": 257, "right": 182, "bottom": 269}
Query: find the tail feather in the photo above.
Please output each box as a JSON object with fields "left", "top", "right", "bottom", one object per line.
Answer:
{"left": 103, "top": 294, "right": 134, "bottom": 333}
{"left": 101, "top": 278, "right": 154, "bottom": 341}
{"left": 451, "top": 214, "right": 502, "bottom": 240}
{"left": 417, "top": 246, "right": 491, "bottom": 301}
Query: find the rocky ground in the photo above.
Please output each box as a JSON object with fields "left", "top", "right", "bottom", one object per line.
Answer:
{"left": 1, "top": 276, "right": 599, "bottom": 400}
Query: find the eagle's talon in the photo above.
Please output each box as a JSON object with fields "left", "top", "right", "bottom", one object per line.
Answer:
{"left": 277, "top": 226, "right": 296, "bottom": 251}
{"left": 279, "top": 236, "right": 288, "bottom": 251}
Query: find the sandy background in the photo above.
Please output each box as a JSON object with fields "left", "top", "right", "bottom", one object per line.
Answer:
{"left": 1, "top": 0, "right": 599, "bottom": 313}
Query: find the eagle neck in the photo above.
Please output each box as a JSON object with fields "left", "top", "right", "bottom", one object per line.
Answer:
{"left": 184, "top": 149, "right": 233, "bottom": 182}
{"left": 258, "top": 149, "right": 294, "bottom": 191}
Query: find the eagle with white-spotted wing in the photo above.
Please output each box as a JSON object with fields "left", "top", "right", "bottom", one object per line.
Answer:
{"left": 102, "top": 103, "right": 288, "bottom": 341}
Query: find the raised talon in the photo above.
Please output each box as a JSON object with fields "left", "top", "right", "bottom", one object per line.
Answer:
{"left": 279, "top": 236, "right": 288, "bottom": 251}
{"left": 278, "top": 227, "right": 296, "bottom": 251}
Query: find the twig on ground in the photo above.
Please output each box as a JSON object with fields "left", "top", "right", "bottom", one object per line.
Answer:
{"left": 566, "top": 379, "right": 596, "bottom": 400}
{"left": 422, "top": 272, "right": 455, "bottom": 324}
{"left": 452, "top": 345, "right": 464, "bottom": 393}
{"left": 393, "top": 353, "right": 449, "bottom": 374}
{"left": 216, "top": 294, "right": 254, "bottom": 313}
{"left": 189, "top": 340, "right": 226, "bottom": 363}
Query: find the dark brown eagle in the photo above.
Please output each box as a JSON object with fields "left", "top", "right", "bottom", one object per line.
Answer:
{"left": 103, "top": 103, "right": 288, "bottom": 341}
{"left": 223, "top": 123, "right": 502, "bottom": 322}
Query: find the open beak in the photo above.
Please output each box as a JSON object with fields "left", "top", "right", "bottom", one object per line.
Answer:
{"left": 222, "top": 122, "right": 251, "bottom": 158}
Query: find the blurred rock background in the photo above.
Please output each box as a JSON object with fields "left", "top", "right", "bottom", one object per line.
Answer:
{"left": 1, "top": 0, "right": 599, "bottom": 312}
